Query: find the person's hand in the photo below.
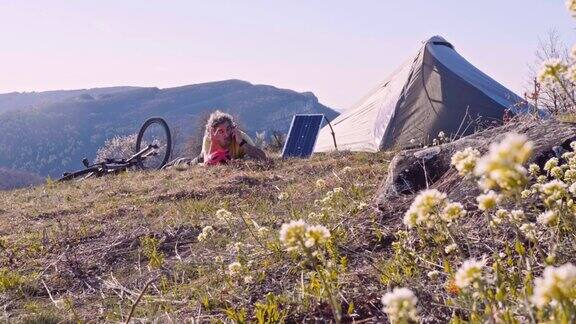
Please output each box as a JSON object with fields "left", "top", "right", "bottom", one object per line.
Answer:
{"left": 232, "top": 127, "right": 243, "bottom": 144}
{"left": 206, "top": 149, "right": 231, "bottom": 165}
{"left": 210, "top": 128, "right": 222, "bottom": 141}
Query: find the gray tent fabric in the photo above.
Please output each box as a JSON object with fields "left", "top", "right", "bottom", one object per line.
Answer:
{"left": 314, "top": 36, "right": 533, "bottom": 152}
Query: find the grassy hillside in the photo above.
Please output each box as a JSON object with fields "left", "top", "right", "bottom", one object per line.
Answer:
{"left": 2, "top": 127, "right": 576, "bottom": 323}
{"left": 0, "top": 152, "right": 392, "bottom": 322}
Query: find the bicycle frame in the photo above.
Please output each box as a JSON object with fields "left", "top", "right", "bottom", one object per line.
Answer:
{"left": 59, "top": 144, "right": 159, "bottom": 182}
{"left": 59, "top": 116, "right": 172, "bottom": 182}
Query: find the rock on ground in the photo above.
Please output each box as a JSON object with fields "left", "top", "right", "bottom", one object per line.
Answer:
{"left": 375, "top": 119, "right": 576, "bottom": 218}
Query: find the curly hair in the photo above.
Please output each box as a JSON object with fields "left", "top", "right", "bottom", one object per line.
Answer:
{"left": 204, "top": 110, "right": 235, "bottom": 138}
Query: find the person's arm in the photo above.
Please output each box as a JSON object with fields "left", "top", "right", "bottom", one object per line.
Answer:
{"left": 201, "top": 133, "right": 211, "bottom": 161}
{"left": 234, "top": 129, "right": 267, "bottom": 160}
{"left": 240, "top": 139, "right": 267, "bottom": 160}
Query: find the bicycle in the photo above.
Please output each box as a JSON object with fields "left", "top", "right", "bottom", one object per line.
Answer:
{"left": 59, "top": 117, "right": 172, "bottom": 182}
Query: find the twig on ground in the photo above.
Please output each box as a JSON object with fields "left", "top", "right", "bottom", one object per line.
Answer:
{"left": 41, "top": 279, "right": 60, "bottom": 309}
{"left": 124, "top": 275, "right": 160, "bottom": 324}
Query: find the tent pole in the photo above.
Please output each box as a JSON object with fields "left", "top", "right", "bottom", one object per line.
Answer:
{"left": 323, "top": 115, "right": 338, "bottom": 151}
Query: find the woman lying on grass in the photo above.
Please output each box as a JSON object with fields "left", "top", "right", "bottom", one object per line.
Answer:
{"left": 168, "top": 110, "right": 267, "bottom": 168}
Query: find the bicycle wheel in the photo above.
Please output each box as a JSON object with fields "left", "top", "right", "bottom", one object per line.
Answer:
{"left": 135, "top": 117, "right": 172, "bottom": 170}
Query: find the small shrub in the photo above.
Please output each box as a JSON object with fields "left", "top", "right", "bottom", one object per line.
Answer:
{"left": 0, "top": 268, "right": 25, "bottom": 292}
{"left": 95, "top": 134, "right": 137, "bottom": 163}
{"left": 140, "top": 236, "right": 164, "bottom": 269}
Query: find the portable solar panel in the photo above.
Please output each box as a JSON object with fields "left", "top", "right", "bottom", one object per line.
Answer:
{"left": 282, "top": 114, "right": 324, "bottom": 158}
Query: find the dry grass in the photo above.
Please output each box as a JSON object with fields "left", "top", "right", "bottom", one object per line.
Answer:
{"left": 0, "top": 151, "right": 394, "bottom": 322}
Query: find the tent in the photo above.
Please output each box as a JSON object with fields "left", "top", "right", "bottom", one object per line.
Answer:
{"left": 314, "top": 36, "right": 533, "bottom": 152}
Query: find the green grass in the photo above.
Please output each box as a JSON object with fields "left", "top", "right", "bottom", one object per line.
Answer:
{"left": 0, "top": 152, "right": 391, "bottom": 322}
{"left": 2, "top": 138, "right": 576, "bottom": 323}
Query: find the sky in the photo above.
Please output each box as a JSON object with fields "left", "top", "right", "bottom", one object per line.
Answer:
{"left": 0, "top": 1, "right": 575, "bottom": 110}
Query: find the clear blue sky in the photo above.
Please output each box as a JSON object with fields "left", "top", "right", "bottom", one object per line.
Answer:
{"left": 0, "top": 0, "right": 574, "bottom": 110}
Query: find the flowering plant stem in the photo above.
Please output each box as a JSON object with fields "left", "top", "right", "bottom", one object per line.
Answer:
{"left": 553, "top": 74, "right": 576, "bottom": 107}
{"left": 298, "top": 236, "right": 342, "bottom": 324}
{"left": 237, "top": 213, "right": 267, "bottom": 250}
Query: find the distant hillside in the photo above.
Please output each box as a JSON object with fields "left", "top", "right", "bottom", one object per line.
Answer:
{"left": 0, "top": 167, "right": 43, "bottom": 190}
{"left": 0, "top": 80, "right": 339, "bottom": 178}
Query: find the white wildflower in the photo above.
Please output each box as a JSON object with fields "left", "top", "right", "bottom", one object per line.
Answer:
{"left": 565, "top": 64, "right": 576, "bottom": 83}
{"left": 356, "top": 202, "right": 369, "bottom": 210}
{"left": 454, "top": 258, "right": 486, "bottom": 289}
{"left": 538, "top": 59, "right": 567, "bottom": 85}
{"left": 567, "top": 0, "right": 576, "bottom": 14}
{"left": 320, "top": 206, "right": 333, "bottom": 213}
{"left": 403, "top": 208, "right": 418, "bottom": 228}
{"left": 537, "top": 210, "right": 558, "bottom": 226}
{"left": 441, "top": 202, "right": 466, "bottom": 222}
{"left": 304, "top": 225, "right": 331, "bottom": 248}
{"left": 528, "top": 163, "right": 540, "bottom": 176}
{"left": 570, "top": 182, "right": 576, "bottom": 196}
{"left": 341, "top": 166, "right": 353, "bottom": 174}
{"left": 445, "top": 243, "right": 458, "bottom": 254}
{"left": 451, "top": 148, "right": 481, "bottom": 176}
{"left": 492, "top": 209, "right": 509, "bottom": 225}
{"left": 277, "top": 192, "right": 289, "bottom": 200}
{"left": 232, "top": 242, "right": 244, "bottom": 253}
{"left": 438, "top": 131, "right": 446, "bottom": 139}
{"left": 565, "top": 169, "right": 576, "bottom": 183}
{"left": 537, "top": 175, "right": 548, "bottom": 184}
{"left": 333, "top": 187, "right": 344, "bottom": 194}
{"left": 521, "top": 189, "right": 532, "bottom": 199}
{"left": 474, "top": 133, "right": 532, "bottom": 192}
{"left": 540, "top": 180, "right": 568, "bottom": 205}
{"left": 315, "top": 179, "right": 326, "bottom": 188}
{"left": 403, "top": 189, "right": 448, "bottom": 228}
{"left": 520, "top": 223, "right": 537, "bottom": 242}
{"left": 563, "top": 151, "right": 575, "bottom": 160}
{"left": 243, "top": 275, "right": 254, "bottom": 284}
{"left": 381, "top": 288, "right": 419, "bottom": 323}
{"left": 476, "top": 191, "right": 501, "bottom": 211}
{"left": 427, "top": 270, "right": 441, "bottom": 280}
{"left": 279, "top": 219, "right": 307, "bottom": 251}
{"left": 197, "top": 225, "right": 215, "bottom": 242}
{"left": 279, "top": 220, "right": 330, "bottom": 251}
{"left": 216, "top": 208, "right": 233, "bottom": 221}
{"left": 509, "top": 209, "right": 525, "bottom": 223}
{"left": 544, "top": 157, "right": 559, "bottom": 172}
{"left": 550, "top": 166, "right": 564, "bottom": 179}
{"left": 228, "top": 262, "right": 242, "bottom": 277}
{"left": 531, "top": 263, "right": 576, "bottom": 307}
{"left": 257, "top": 226, "right": 269, "bottom": 237}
